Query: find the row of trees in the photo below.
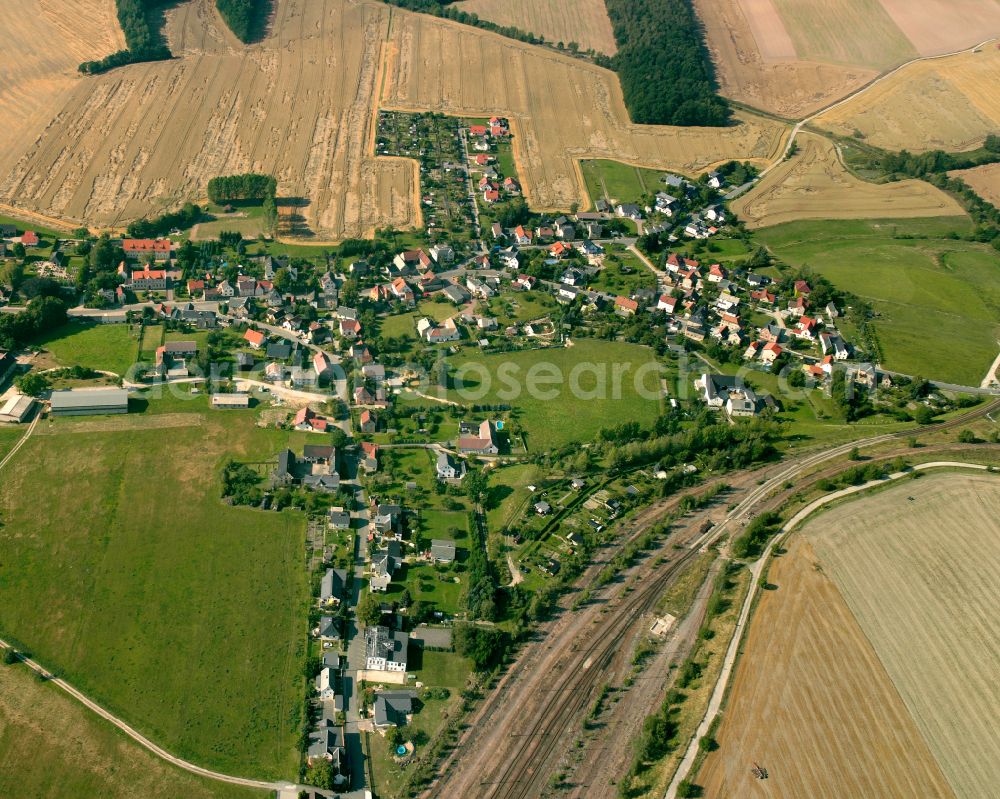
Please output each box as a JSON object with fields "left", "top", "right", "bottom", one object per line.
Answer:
{"left": 605, "top": 0, "right": 730, "bottom": 126}
{"left": 207, "top": 174, "right": 277, "bottom": 203}
{"left": 79, "top": 0, "right": 171, "bottom": 74}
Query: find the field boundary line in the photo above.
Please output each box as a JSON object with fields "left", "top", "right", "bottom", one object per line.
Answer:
{"left": 667, "top": 459, "right": 996, "bottom": 797}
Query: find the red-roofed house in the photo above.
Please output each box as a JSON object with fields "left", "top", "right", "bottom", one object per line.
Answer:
{"left": 615, "top": 296, "right": 639, "bottom": 316}
{"left": 708, "top": 263, "right": 726, "bottom": 283}
{"left": 469, "top": 125, "right": 489, "bottom": 137}
{"left": 20, "top": 231, "right": 39, "bottom": 247}
{"left": 796, "top": 316, "right": 818, "bottom": 340}
{"left": 244, "top": 329, "right": 266, "bottom": 349}
{"left": 513, "top": 226, "right": 532, "bottom": 245}
{"left": 794, "top": 280, "right": 812, "bottom": 296}
{"left": 313, "top": 352, "right": 332, "bottom": 378}
{"left": 130, "top": 269, "right": 168, "bottom": 291}
{"left": 760, "top": 342, "right": 783, "bottom": 365}
{"left": 341, "top": 318, "right": 361, "bottom": 338}
{"left": 657, "top": 294, "right": 678, "bottom": 314}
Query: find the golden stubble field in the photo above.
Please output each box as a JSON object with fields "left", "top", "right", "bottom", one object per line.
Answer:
{"left": 698, "top": 535, "right": 956, "bottom": 799}
{"left": 458, "top": 0, "right": 618, "bottom": 55}
{"left": 0, "top": 0, "right": 418, "bottom": 239}
{"left": 0, "top": 0, "right": 124, "bottom": 158}
{"left": 804, "top": 473, "right": 1000, "bottom": 799}
{"left": 731, "top": 132, "right": 964, "bottom": 228}
{"left": 695, "top": 0, "right": 1000, "bottom": 119}
{"left": 816, "top": 46, "right": 1000, "bottom": 152}
{"left": 950, "top": 162, "right": 1000, "bottom": 205}
{"left": 0, "top": 0, "right": 790, "bottom": 232}
{"left": 382, "top": 8, "right": 787, "bottom": 212}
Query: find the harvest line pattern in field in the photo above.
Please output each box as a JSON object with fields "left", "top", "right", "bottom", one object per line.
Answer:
{"left": 804, "top": 473, "right": 1000, "bottom": 799}
{"left": 697, "top": 535, "right": 957, "bottom": 799}
{"left": 0, "top": 0, "right": 418, "bottom": 239}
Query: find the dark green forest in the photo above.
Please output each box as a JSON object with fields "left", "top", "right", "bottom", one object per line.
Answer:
{"left": 216, "top": 0, "right": 271, "bottom": 43}
{"left": 604, "top": 0, "right": 730, "bottom": 126}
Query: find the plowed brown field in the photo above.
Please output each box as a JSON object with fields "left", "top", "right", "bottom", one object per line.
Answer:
{"left": 698, "top": 535, "right": 956, "bottom": 799}
{"left": 804, "top": 473, "right": 1000, "bottom": 799}
{"left": 458, "top": 0, "right": 617, "bottom": 55}
{"left": 731, "top": 133, "right": 964, "bottom": 228}
{"left": 382, "top": 9, "right": 787, "bottom": 212}
{"left": 0, "top": 0, "right": 786, "bottom": 234}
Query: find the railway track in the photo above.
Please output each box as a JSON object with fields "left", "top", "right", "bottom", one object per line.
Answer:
{"left": 431, "top": 398, "right": 1000, "bottom": 798}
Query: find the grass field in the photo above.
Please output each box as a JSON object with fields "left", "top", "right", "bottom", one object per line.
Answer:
{"left": 803, "top": 473, "right": 1000, "bottom": 799}
{"left": 0, "top": 406, "right": 309, "bottom": 779}
{"left": 756, "top": 216, "right": 1000, "bottom": 385}
{"left": 580, "top": 159, "right": 666, "bottom": 206}
{"left": 442, "top": 339, "right": 663, "bottom": 450}
{"left": 0, "top": 662, "right": 264, "bottom": 799}
{"left": 459, "top": 0, "right": 618, "bottom": 55}
{"left": 35, "top": 321, "right": 141, "bottom": 377}
{"left": 697, "top": 535, "right": 956, "bottom": 798}
{"left": 0, "top": 427, "right": 25, "bottom": 462}
{"left": 486, "top": 291, "right": 557, "bottom": 326}
{"left": 485, "top": 463, "right": 544, "bottom": 531}
{"left": 732, "top": 133, "right": 965, "bottom": 229}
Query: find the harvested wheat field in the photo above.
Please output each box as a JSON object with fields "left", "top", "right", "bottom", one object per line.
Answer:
{"left": 459, "top": 0, "right": 617, "bottom": 56}
{"left": 695, "top": 0, "right": 1000, "bottom": 119}
{"left": 0, "top": 0, "right": 124, "bottom": 158}
{"left": 803, "top": 473, "right": 1000, "bottom": 799}
{"left": 0, "top": 0, "right": 417, "bottom": 239}
{"left": 383, "top": 9, "right": 787, "bottom": 212}
{"left": 816, "top": 47, "right": 1000, "bottom": 152}
{"left": 698, "top": 535, "right": 955, "bottom": 799}
{"left": 950, "top": 162, "right": 1000, "bottom": 205}
{"left": 732, "top": 133, "right": 963, "bottom": 228}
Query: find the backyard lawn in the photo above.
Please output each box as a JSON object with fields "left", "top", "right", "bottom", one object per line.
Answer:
{"left": 0, "top": 406, "right": 309, "bottom": 779}
{"left": 757, "top": 217, "right": 1000, "bottom": 386}
{"left": 34, "top": 321, "right": 141, "bottom": 377}
{"left": 442, "top": 339, "right": 664, "bottom": 450}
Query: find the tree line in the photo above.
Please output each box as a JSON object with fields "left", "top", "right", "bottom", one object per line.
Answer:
{"left": 604, "top": 0, "right": 730, "bottom": 126}
{"left": 79, "top": 0, "right": 171, "bottom": 75}
{"left": 207, "top": 174, "right": 278, "bottom": 203}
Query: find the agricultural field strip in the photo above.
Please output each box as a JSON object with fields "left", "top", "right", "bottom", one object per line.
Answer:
{"left": 670, "top": 460, "right": 994, "bottom": 796}
{"left": 733, "top": 133, "right": 965, "bottom": 228}
{"left": 696, "top": 534, "right": 956, "bottom": 798}
{"left": 804, "top": 473, "right": 1000, "bottom": 799}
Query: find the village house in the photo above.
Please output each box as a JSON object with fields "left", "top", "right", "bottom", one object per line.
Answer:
{"left": 365, "top": 625, "right": 408, "bottom": 672}
{"left": 457, "top": 420, "right": 498, "bottom": 455}
{"left": 436, "top": 451, "right": 466, "bottom": 480}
